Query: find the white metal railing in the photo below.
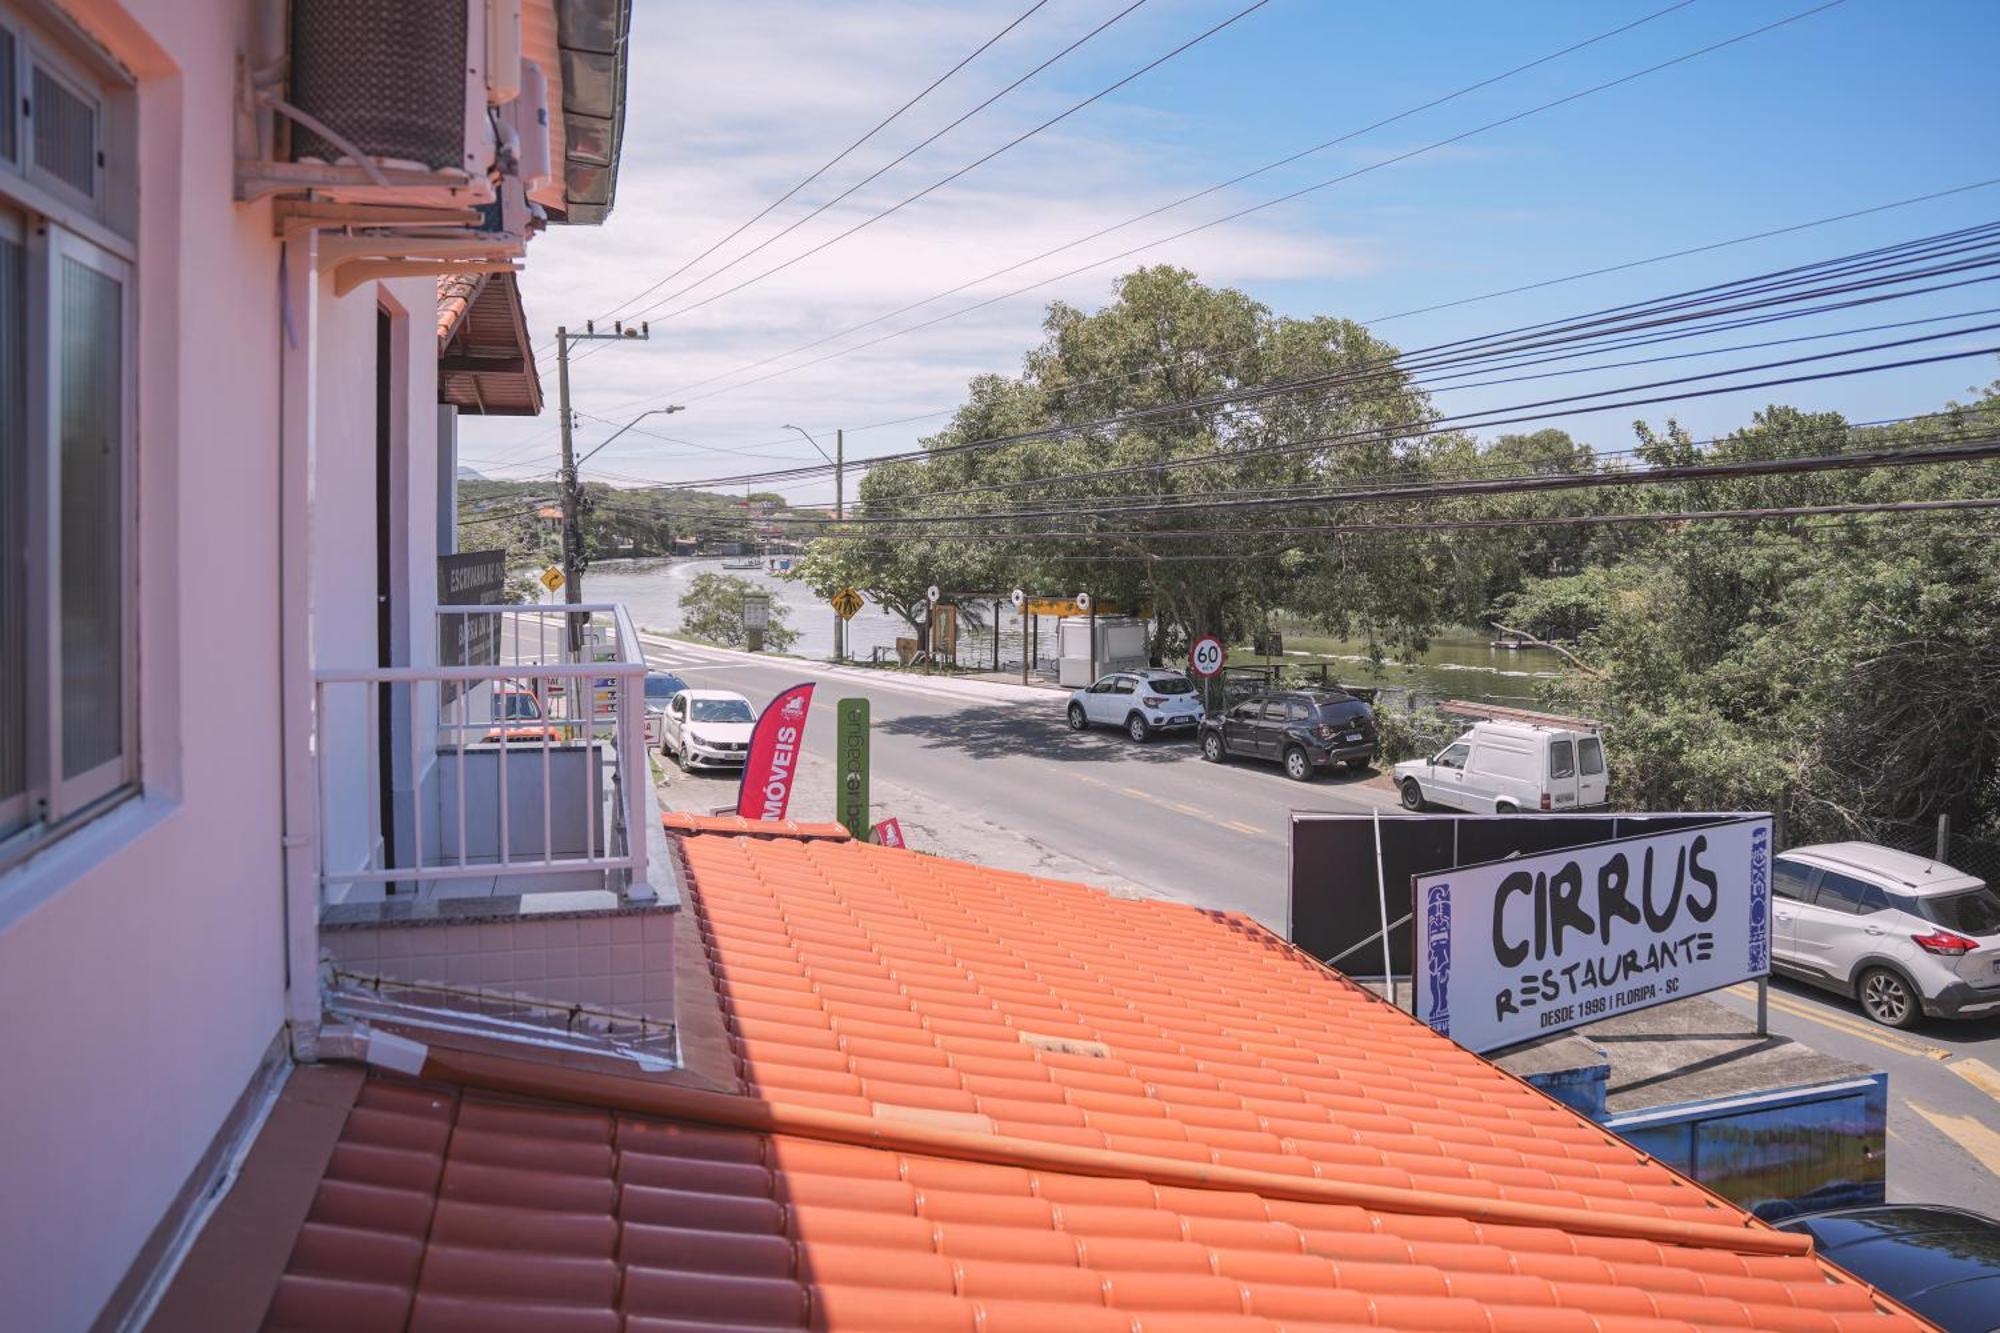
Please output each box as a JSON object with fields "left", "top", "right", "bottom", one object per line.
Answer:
{"left": 312, "top": 603, "right": 649, "bottom": 901}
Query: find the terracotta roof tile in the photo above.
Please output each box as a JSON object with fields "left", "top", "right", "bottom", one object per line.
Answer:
{"left": 263, "top": 828, "right": 1932, "bottom": 1331}
{"left": 662, "top": 811, "right": 852, "bottom": 840}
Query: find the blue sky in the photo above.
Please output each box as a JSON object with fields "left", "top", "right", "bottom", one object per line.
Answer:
{"left": 463, "top": 0, "right": 2000, "bottom": 501}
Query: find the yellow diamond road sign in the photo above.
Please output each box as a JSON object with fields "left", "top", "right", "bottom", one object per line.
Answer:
{"left": 831, "top": 587, "right": 863, "bottom": 620}
{"left": 539, "top": 565, "right": 566, "bottom": 592}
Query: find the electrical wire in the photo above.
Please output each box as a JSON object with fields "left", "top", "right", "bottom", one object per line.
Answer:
{"left": 585, "top": 0, "right": 1058, "bottom": 332}
{"left": 649, "top": 0, "right": 1702, "bottom": 401}
{"left": 612, "top": 0, "right": 1277, "bottom": 333}
{"left": 631, "top": 0, "right": 1848, "bottom": 407}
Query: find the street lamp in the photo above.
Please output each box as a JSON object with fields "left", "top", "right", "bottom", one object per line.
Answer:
{"left": 576, "top": 404, "right": 684, "bottom": 467}
{"left": 782, "top": 424, "right": 846, "bottom": 661}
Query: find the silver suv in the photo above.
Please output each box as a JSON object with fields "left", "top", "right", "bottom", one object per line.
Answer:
{"left": 1771, "top": 842, "right": 2000, "bottom": 1027}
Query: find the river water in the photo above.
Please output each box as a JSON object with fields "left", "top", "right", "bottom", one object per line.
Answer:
{"left": 580, "top": 557, "right": 1559, "bottom": 703}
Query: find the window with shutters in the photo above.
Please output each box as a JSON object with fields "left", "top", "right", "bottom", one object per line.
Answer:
{"left": 0, "top": 6, "right": 134, "bottom": 863}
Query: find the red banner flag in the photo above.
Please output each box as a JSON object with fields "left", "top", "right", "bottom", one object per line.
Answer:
{"left": 736, "top": 682, "right": 815, "bottom": 821}
{"left": 872, "top": 818, "right": 905, "bottom": 849}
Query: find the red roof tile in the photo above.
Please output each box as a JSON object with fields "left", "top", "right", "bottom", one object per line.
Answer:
{"left": 261, "top": 829, "right": 1932, "bottom": 1332}
{"left": 662, "top": 811, "right": 854, "bottom": 841}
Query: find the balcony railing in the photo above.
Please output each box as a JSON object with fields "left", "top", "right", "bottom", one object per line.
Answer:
{"left": 313, "top": 603, "right": 652, "bottom": 904}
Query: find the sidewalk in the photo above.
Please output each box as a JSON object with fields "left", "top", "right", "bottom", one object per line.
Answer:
{"left": 637, "top": 631, "right": 1070, "bottom": 706}
{"left": 652, "top": 746, "right": 1161, "bottom": 904}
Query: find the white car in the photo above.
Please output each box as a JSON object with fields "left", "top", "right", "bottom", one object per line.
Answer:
{"left": 660, "top": 689, "right": 756, "bottom": 770}
{"left": 1771, "top": 842, "right": 2000, "bottom": 1027}
{"left": 1067, "top": 670, "right": 1206, "bottom": 742}
{"left": 641, "top": 672, "right": 689, "bottom": 746}
{"left": 1394, "top": 720, "right": 1607, "bottom": 813}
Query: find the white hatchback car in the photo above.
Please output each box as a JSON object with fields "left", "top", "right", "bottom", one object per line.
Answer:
{"left": 659, "top": 689, "right": 757, "bottom": 770}
{"left": 1771, "top": 842, "right": 2000, "bottom": 1027}
{"left": 1067, "top": 669, "right": 1206, "bottom": 742}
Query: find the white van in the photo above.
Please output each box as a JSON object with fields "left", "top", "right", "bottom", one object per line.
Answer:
{"left": 1393, "top": 720, "right": 1607, "bottom": 813}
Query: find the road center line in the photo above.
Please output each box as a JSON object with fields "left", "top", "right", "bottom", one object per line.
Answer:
{"left": 1907, "top": 1102, "right": 2000, "bottom": 1171}
{"left": 1949, "top": 1057, "right": 2000, "bottom": 1101}
{"left": 1724, "top": 983, "right": 1953, "bottom": 1059}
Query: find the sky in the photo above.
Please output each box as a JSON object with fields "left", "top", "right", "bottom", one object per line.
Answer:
{"left": 461, "top": 0, "right": 2000, "bottom": 504}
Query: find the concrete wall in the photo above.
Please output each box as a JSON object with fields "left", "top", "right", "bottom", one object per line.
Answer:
{"left": 0, "top": 1, "right": 454, "bottom": 1325}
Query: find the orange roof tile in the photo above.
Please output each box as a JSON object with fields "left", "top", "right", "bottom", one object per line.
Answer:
{"left": 260, "top": 828, "right": 1931, "bottom": 1331}
{"left": 662, "top": 811, "right": 854, "bottom": 841}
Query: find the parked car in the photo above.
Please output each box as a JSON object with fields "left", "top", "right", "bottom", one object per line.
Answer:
{"left": 1393, "top": 720, "right": 1606, "bottom": 813}
{"left": 478, "top": 687, "right": 563, "bottom": 744}
{"left": 1773, "top": 1205, "right": 2000, "bottom": 1331}
{"left": 1067, "top": 669, "right": 1206, "bottom": 742}
{"left": 660, "top": 689, "right": 757, "bottom": 770}
{"left": 1197, "top": 689, "right": 1376, "bottom": 781}
{"left": 642, "top": 671, "right": 690, "bottom": 746}
{"left": 1770, "top": 842, "right": 2000, "bottom": 1028}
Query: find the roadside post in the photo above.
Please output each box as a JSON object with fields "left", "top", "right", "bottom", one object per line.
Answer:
{"left": 1080, "top": 591, "right": 1095, "bottom": 683}
{"left": 742, "top": 592, "right": 769, "bottom": 653}
{"left": 830, "top": 586, "right": 861, "bottom": 663}
{"left": 836, "top": 698, "right": 870, "bottom": 839}
{"left": 1189, "top": 633, "right": 1225, "bottom": 718}
{"left": 1010, "top": 589, "right": 1027, "bottom": 684}
{"left": 924, "top": 584, "right": 940, "bottom": 675}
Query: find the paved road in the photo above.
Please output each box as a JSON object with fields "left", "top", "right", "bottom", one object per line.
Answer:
{"left": 643, "top": 634, "right": 1398, "bottom": 927}
{"left": 642, "top": 636, "right": 1999, "bottom": 1213}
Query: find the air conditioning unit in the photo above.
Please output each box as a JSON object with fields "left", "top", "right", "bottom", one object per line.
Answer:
{"left": 284, "top": 0, "right": 524, "bottom": 208}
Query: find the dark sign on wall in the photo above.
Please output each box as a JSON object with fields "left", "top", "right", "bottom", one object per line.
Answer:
{"left": 1287, "top": 812, "right": 1760, "bottom": 976}
{"left": 439, "top": 549, "right": 506, "bottom": 701}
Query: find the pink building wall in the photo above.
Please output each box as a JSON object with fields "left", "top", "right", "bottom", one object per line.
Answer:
{"left": 0, "top": 2, "right": 458, "bottom": 1325}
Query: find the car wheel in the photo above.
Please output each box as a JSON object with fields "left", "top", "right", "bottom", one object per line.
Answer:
{"left": 1067, "top": 703, "right": 1089, "bottom": 731}
{"left": 1858, "top": 967, "right": 1920, "bottom": 1028}
{"left": 1283, "top": 746, "right": 1313, "bottom": 782}
{"left": 675, "top": 744, "right": 691, "bottom": 773}
{"left": 1201, "top": 732, "right": 1226, "bottom": 763}
{"left": 1400, "top": 779, "right": 1425, "bottom": 811}
{"left": 1126, "top": 714, "right": 1150, "bottom": 743}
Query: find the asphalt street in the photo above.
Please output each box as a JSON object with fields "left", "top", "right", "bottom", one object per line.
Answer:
{"left": 643, "top": 633, "right": 2000, "bottom": 1215}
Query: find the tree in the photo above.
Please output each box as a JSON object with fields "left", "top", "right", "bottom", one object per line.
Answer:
{"left": 678, "top": 572, "right": 799, "bottom": 651}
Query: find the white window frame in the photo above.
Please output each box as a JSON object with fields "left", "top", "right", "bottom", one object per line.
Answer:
{"left": 0, "top": 2, "right": 135, "bottom": 867}
{"left": 22, "top": 34, "right": 102, "bottom": 209}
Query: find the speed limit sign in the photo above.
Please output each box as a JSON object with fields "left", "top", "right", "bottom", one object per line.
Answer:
{"left": 1189, "top": 634, "right": 1225, "bottom": 678}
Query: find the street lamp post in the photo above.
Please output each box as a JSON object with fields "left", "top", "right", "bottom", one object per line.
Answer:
{"left": 781, "top": 423, "right": 844, "bottom": 661}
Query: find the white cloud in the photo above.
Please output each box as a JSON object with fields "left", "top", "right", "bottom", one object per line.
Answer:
{"left": 462, "top": 0, "right": 1379, "bottom": 500}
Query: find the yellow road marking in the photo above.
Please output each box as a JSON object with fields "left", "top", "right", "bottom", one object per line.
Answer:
{"left": 1070, "top": 772, "right": 1266, "bottom": 839}
{"left": 1724, "top": 983, "right": 1953, "bottom": 1060}
{"left": 1950, "top": 1058, "right": 2000, "bottom": 1102}
{"left": 1908, "top": 1102, "right": 2000, "bottom": 1171}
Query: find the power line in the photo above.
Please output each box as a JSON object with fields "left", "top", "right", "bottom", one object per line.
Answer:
{"left": 636, "top": 0, "right": 1849, "bottom": 408}
{"left": 650, "top": 0, "right": 1702, "bottom": 402}
{"left": 616, "top": 0, "right": 1277, "bottom": 331}
{"left": 796, "top": 496, "right": 2000, "bottom": 544}
{"left": 521, "top": 179, "right": 2000, "bottom": 478}
{"left": 584, "top": 0, "right": 1057, "bottom": 333}
{"left": 610, "top": 222, "right": 2000, "bottom": 494}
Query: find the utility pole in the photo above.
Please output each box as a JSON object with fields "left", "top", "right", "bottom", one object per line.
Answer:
{"left": 782, "top": 423, "right": 845, "bottom": 660}
{"left": 555, "top": 318, "right": 659, "bottom": 654}
{"left": 836, "top": 430, "right": 844, "bottom": 660}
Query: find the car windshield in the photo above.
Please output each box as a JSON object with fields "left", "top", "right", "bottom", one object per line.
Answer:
{"left": 644, "top": 675, "right": 686, "bottom": 699}
{"left": 690, "top": 698, "right": 755, "bottom": 724}
{"left": 1919, "top": 884, "right": 2000, "bottom": 935}
{"left": 1148, "top": 676, "right": 1195, "bottom": 695}
{"left": 493, "top": 693, "right": 539, "bottom": 720}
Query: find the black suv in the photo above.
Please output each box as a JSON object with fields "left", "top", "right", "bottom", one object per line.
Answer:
{"left": 1198, "top": 689, "right": 1377, "bottom": 781}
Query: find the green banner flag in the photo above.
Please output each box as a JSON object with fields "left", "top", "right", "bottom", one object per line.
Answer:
{"left": 836, "top": 697, "right": 870, "bottom": 839}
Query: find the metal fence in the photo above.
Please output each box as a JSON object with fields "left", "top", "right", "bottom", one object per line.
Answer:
{"left": 313, "top": 603, "right": 649, "bottom": 902}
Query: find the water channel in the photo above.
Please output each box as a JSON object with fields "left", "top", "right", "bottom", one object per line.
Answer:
{"left": 580, "top": 558, "right": 1560, "bottom": 703}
